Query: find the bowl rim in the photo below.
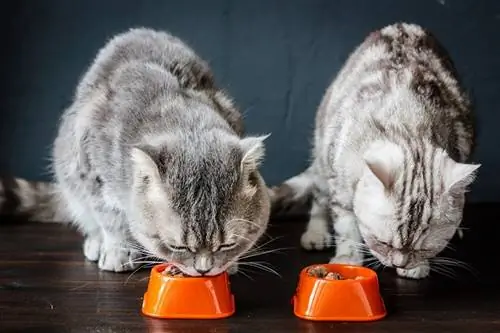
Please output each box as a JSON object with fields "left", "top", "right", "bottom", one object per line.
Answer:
{"left": 299, "top": 263, "right": 378, "bottom": 283}
{"left": 151, "top": 263, "right": 228, "bottom": 281}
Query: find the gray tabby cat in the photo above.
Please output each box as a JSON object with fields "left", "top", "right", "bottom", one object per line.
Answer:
{"left": 272, "top": 23, "right": 480, "bottom": 279}
{"left": 1, "top": 28, "right": 271, "bottom": 276}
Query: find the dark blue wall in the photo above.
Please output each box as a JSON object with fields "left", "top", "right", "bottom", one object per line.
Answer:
{"left": 1, "top": 0, "right": 499, "bottom": 202}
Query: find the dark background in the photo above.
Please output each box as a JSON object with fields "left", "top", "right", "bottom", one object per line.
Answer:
{"left": 1, "top": 0, "right": 499, "bottom": 202}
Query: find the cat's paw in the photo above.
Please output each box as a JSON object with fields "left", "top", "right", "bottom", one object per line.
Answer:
{"left": 329, "top": 253, "right": 364, "bottom": 266}
{"left": 396, "top": 262, "right": 430, "bottom": 279}
{"left": 97, "top": 246, "right": 141, "bottom": 272}
{"left": 83, "top": 234, "right": 102, "bottom": 262}
{"left": 227, "top": 263, "right": 239, "bottom": 275}
{"left": 301, "top": 227, "right": 332, "bottom": 251}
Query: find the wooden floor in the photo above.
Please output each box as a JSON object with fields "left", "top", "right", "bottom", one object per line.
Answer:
{"left": 1, "top": 203, "right": 500, "bottom": 332}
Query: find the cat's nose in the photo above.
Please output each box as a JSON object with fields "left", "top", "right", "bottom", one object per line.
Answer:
{"left": 391, "top": 252, "right": 409, "bottom": 268}
{"left": 195, "top": 268, "right": 210, "bottom": 275}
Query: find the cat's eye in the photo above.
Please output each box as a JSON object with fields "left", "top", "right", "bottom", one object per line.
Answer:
{"left": 216, "top": 242, "right": 237, "bottom": 251}
{"left": 166, "top": 244, "right": 190, "bottom": 252}
{"left": 378, "top": 240, "right": 391, "bottom": 247}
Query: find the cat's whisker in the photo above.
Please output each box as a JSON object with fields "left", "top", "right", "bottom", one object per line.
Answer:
{"left": 444, "top": 244, "right": 457, "bottom": 252}
{"left": 129, "top": 254, "right": 158, "bottom": 262}
{"left": 239, "top": 247, "right": 292, "bottom": 260}
{"left": 238, "top": 261, "right": 281, "bottom": 278}
{"left": 372, "top": 262, "right": 384, "bottom": 271}
{"left": 431, "top": 257, "right": 478, "bottom": 277}
{"left": 138, "top": 276, "right": 151, "bottom": 283}
{"left": 124, "top": 263, "right": 153, "bottom": 285}
{"left": 243, "top": 237, "right": 287, "bottom": 257}
{"left": 363, "top": 257, "right": 380, "bottom": 263}
{"left": 430, "top": 264, "right": 459, "bottom": 280}
{"left": 234, "top": 267, "right": 255, "bottom": 281}
{"left": 250, "top": 235, "right": 285, "bottom": 251}
{"left": 126, "top": 260, "right": 163, "bottom": 266}
{"left": 232, "top": 233, "right": 253, "bottom": 243}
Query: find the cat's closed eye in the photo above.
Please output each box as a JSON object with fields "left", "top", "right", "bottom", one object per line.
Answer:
{"left": 215, "top": 242, "right": 237, "bottom": 252}
{"left": 166, "top": 244, "right": 192, "bottom": 253}
{"left": 377, "top": 239, "right": 391, "bottom": 247}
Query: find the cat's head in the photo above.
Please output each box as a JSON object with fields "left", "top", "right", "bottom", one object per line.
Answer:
{"left": 127, "top": 131, "right": 271, "bottom": 276}
{"left": 353, "top": 140, "right": 480, "bottom": 270}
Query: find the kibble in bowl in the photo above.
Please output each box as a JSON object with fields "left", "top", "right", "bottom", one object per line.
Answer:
{"left": 307, "top": 265, "right": 363, "bottom": 280}
{"left": 293, "top": 263, "right": 386, "bottom": 321}
{"left": 162, "top": 265, "right": 188, "bottom": 277}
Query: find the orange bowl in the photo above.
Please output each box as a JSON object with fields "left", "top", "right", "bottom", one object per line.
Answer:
{"left": 142, "top": 264, "right": 235, "bottom": 319}
{"left": 292, "top": 264, "right": 387, "bottom": 322}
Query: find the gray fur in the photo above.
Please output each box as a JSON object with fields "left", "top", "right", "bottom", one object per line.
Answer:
{"left": 2, "top": 28, "right": 271, "bottom": 275}
{"left": 272, "top": 23, "right": 480, "bottom": 279}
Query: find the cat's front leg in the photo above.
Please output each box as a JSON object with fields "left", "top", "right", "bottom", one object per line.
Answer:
{"left": 396, "top": 260, "right": 430, "bottom": 279}
{"left": 83, "top": 232, "right": 102, "bottom": 262}
{"left": 72, "top": 210, "right": 102, "bottom": 262}
{"left": 92, "top": 206, "right": 141, "bottom": 272}
{"left": 301, "top": 198, "right": 332, "bottom": 250}
{"left": 329, "top": 204, "right": 364, "bottom": 266}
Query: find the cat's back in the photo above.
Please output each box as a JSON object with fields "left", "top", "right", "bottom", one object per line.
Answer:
{"left": 316, "top": 23, "right": 473, "bottom": 161}
{"left": 75, "top": 28, "right": 211, "bottom": 99}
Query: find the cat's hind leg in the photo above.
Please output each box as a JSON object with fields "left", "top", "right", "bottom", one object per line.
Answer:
{"left": 58, "top": 188, "right": 102, "bottom": 262}
{"left": 270, "top": 166, "right": 315, "bottom": 216}
{"left": 59, "top": 183, "right": 141, "bottom": 272}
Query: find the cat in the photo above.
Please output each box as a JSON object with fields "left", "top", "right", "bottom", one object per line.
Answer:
{"left": 0, "top": 28, "right": 271, "bottom": 276}
{"left": 271, "top": 23, "right": 480, "bottom": 279}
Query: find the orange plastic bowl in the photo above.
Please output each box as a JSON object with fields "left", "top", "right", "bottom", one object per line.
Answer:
{"left": 292, "top": 264, "right": 387, "bottom": 322}
{"left": 142, "top": 264, "right": 235, "bottom": 319}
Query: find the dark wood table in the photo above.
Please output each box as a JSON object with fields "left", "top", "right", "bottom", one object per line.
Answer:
{"left": 1, "top": 203, "right": 499, "bottom": 332}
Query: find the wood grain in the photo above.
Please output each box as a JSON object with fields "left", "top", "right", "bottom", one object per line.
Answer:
{"left": 1, "top": 203, "right": 499, "bottom": 332}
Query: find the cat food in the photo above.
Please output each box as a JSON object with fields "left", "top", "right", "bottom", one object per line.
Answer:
{"left": 307, "top": 265, "right": 346, "bottom": 280}
{"left": 326, "top": 272, "right": 344, "bottom": 280}
{"left": 162, "top": 266, "right": 186, "bottom": 277}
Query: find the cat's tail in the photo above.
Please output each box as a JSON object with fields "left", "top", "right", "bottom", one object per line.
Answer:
{"left": 0, "top": 176, "right": 69, "bottom": 223}
{"left": 269, "top": 166, "right": 316, "bottom": 217}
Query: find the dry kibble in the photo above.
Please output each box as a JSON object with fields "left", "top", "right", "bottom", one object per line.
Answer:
{"left": 325, "top": 272, "right": 344, "bottom": 280}
{"left": 307, "top": 265, "right": 364, "bottom": 280}
{"left": 162, "top": 266, "right": 187, "bottom": 277}
{"left": 307, "top": 265, "right": 329, "bottom": 278}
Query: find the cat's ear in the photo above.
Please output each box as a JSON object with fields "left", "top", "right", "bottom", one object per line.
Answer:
{"left": 130, "top": 147, "right": 162, "bottom": 191}
{"left": 363, "top": 141, "right": 404, "bottom": 190}
{"left": 239, "top": 134, "right": 270, "bottom": 170}
{"left": 445, "top": 161, "right": 480, "bottom": 195}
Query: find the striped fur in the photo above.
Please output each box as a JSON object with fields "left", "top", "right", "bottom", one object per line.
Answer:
{"left": 0, "top": 177, "right": 68, "bottom": 222}
{"left": 273, "top": 23, "right": 480, "bottom": 279}
{"left": 2, "top": 28, "right": 271, "bottom": 275}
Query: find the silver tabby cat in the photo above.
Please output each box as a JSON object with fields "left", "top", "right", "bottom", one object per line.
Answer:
{"left": 272, "top": 23, "right": 480, "bottom": 279}
{"left": 0, "top": 28, "right": 271, "bottom": 276}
